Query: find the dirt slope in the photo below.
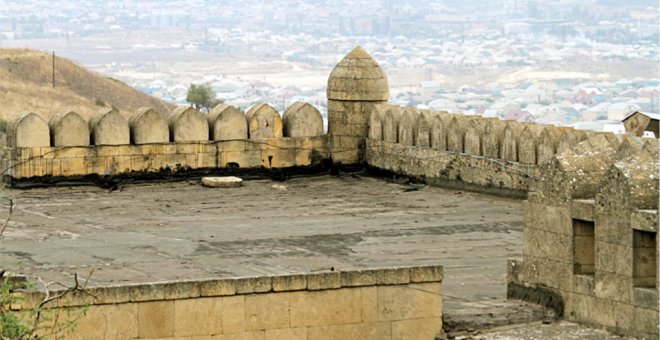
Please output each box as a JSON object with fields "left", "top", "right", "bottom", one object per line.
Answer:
{"left": 0, "top": 48, "right": 174, "bottom": 121}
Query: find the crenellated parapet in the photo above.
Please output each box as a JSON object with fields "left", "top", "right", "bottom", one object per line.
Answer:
{"left": 90, "top": 108, "right": 130, "bottom": 145}
{"left": 365, "top": 103, "right": 603, "bottom": 195}
{"left": 130, "top": 107, "right": 169, "bottom": 144}
{"left": 1, "top": 101, "right": 328, "bottom": 183}
{"left": 7, "top": 112, "right": 50, "bottom": 148}
{"left": 282, "top": 102, "right": 324, "bottom": 138}
{"left": 49, "top": 110, "right": 90, "bottom": 147}
{"left": 208, "top": 104, "right": 248, "bottom": 141}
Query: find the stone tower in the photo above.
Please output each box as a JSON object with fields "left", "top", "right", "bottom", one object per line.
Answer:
{"left": 327, "top": 46, "right": 389, "bottom": 164}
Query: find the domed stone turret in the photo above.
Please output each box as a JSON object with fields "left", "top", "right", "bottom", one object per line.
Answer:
{"left": 327, "top": 46, "right": 389, "bottom": 164}
{"left": 327, "top": 46, "right": 389, "bottom": 102}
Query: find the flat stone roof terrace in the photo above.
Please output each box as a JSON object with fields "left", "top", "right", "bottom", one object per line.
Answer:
{"left": 0, "top": 175, "right": 522, "bottom": 310}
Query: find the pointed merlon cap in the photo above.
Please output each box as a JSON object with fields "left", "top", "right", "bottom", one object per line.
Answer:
{"left": 327, "top": 46, "right": 389, "bottom": 101}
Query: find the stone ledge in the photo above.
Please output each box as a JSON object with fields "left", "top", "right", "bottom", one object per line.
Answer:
{"left": 570, "top": 199, "right": 595, "bottom": 222}
{"left": 631, "top": 209, "right": 659, "bottom": 233}
{"left": 15, "top": 265, "right": 443, "bottom": 309}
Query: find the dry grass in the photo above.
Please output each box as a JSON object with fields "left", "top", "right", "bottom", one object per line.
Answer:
{"left": 0, "top": 48, "right": 174, "bottom": 121}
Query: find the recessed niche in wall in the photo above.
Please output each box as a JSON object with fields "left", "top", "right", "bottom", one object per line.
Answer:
{"left": 573, "top": 219, "right": 595, "bottom": 275}
{"left": 633, "top": 230, "right": 657, "bottom": 288}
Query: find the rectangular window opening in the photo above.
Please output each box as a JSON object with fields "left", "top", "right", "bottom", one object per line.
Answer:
{"left": 573, "top": 219, "right": 595, "bottom": 275}
{"left": 633, "top": 230, "right": 657, "bottom": 288}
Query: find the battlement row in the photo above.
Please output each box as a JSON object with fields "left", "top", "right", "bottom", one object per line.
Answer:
{"left": 538, "top": 131, "right": 659, "bottom": 207}
{"left": 6, "top": 101, "right": 324, "bottom": 149}
{"left": 368, "top": 105, "right": 602, "bottom": 166}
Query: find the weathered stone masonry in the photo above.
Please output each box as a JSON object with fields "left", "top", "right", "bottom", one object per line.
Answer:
{"left": 1, "top": 101, "right": 326, "bottom": 182}
{"left": 15, "top": 266, "right": 443, "bottom": 339}
{"left": 1, "top": 46, "right": 658, "bottom": 339}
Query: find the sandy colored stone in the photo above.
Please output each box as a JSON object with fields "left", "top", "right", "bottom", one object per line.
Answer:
{"left": 201, "top": 176, "right": 244, "bottom": 188}
{"left": 168, "top": 106, "right": 209, "bottom": 142}
{"left": 378, "top": 283, "right": 442, "bottom": 321}
{"left": 430, "top": 115, "right": 446, "bottom": 151}
{"left": 410, "top": 265, "right": 444, "bottom": 283}
{"left": 246, "top": 103, "right": 283, "bottom": 139}
{"left": 7, "top": 112, "right": 50, "bottom": 148}
{"left": 215, "top": 331, "right": 265, "bottom": 340}
{"left": 138, "top": 300, "right": 175, "bottom": 338}
{"left": 616, "top": 135, "right": 644, "bottom": 160}
{"left": 272, "top": 274, "right": 307, "bottom": 291}
{"left": 537, "top": 127, "right": 557, "bottom": 164}
{"left": 283, "top": 102, "right": 323, "bottom": 137}
{"left": 328, "top": 122, "right": 368, "bottom": 137}
{"left": 446, "top": 117, "right": 463, "bottom": 152}
{"left": 500, "top": 124, "right": 517, "bottom": 162}
{"left": 290, "top": 288, "right": 362, "bottom": 327}
{"left": 245, "top": 292, "right": 290, "bottom": 331}
{"left": 235, "top": 276, "right": 272, "bottom": 294}
{"left": 74, "top": 303, "right": 138, "bottom": 339}
{"left": 307, "top": 271, "right": 341, "bottom": 290}
{"left": 48, "top": 110, "right": 90, "bottom": 147}
{"left": 341, "top": 270, "right": 376, "bottom": 287}
{"left": 518, "top": 126, "right": 537, "bottom": 164}
{"left": 376, "top": 267, "right": 411, "bottom": 285}
{"left": 368, "top": 109, "right": 384, "bottom": 141}
{"left": 392, "top": 317, "right": 443, "bottom": 340}
{"left": 306, "top": 322, "right": 392, "bottom": 340}
{"left": 361, "top": 287, "right": 378, "bottom": 322}
{"left": 265, "top": 327, "right": 307, "bottom": 340}
{"left": 89, "top": 108, "right": 130, "bottom": 145}
{"left": 414, "top": 114, "right": 431, "bottom": 147}
{"left": 129, "top": 107, "right": 169, "bottom": 144}
{"left": 556, "top": 129, "right": 580, "bottom": 155}
{"left": 327, "top": 46, "right": 389, "bottom": 102}
{"left": 523, "top": 227, "right": 571, "bottom": 263}
{"left": 631, "top": 210, "right": 659, "bottom": 233}
{"left": 209, "top": 103, "right": 248, "bottom": 141}
{"left": 162, "top": 280, "right": 201, "bottom": 300}
{"left": 222, "top": 295, "right": 246, "bottom": 334}
{"left": 482, "top": 120, "right": 504, "bottom": 159}
{"left": 327, "top": 47, "right": 388, "bottom": 165}
{"left": 397, "top": 108, "right": 416, "bottom": 147}
{"left": 175, "top": 297, "right": 222, "bottom": 336}
{"left": 383, "top": 106, "right": 400, "bottom": 144}
{"left": 463, "top": 121, "right": 481, "bottom": 155}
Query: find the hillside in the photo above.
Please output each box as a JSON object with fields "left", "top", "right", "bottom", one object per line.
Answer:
{"left": 0, "top": 49, "right": 174, "bottom": 122}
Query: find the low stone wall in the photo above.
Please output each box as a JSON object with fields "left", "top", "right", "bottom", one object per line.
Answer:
{"left": 366, "top": 139, "right": 540, "bottom": 196}
{"left": 1, "top": 136, "right": 328, "bottom": 182}
{"left": 16, "top": 265, "right": 443, "bottom": 339}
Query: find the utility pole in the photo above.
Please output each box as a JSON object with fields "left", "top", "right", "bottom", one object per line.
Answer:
{"left": 52, "top": 51, "right": 55, "bottom": 88}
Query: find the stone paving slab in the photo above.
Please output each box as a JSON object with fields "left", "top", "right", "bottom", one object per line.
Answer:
{"left": 0, "top": 175, "right": 523, "bottom": 311}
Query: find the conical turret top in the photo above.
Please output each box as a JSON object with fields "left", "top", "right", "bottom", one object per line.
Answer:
{"left": 327, "top": 46, "right": 389, "bottom": 101}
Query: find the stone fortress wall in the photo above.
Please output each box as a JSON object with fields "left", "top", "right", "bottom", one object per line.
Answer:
{"left": 1, "top": 46, "right": 658, "bottom": 338}
{"left": 365, "top": 105, "right": 600, "bottom": 196}
{"left": 507, "top": 133, "right": 659, "bottom": 338}
{"left": 1, "top": 101, "right": 328, "bottom": 182}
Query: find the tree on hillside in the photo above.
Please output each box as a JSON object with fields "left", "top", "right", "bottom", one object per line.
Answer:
{"left": 186, "top": 83, "right": 223, "bottom": 113}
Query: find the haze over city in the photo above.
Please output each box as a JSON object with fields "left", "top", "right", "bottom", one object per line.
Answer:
{"left": 1, "top": 0, "right": 658, "bottom": 133}
{"left": 0, "top": 2, "right": 658, "bottom": 339}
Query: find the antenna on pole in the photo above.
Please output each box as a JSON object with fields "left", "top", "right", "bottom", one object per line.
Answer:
{"left": 52, "top": 51, "right": 55, "bottom": 88}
